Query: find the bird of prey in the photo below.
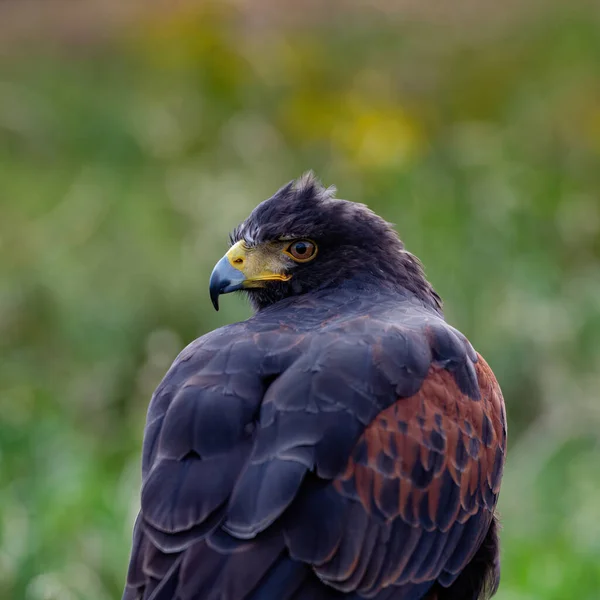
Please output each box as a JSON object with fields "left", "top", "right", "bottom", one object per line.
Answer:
{"left": 123, "top": 173, "right": 507, "bottom": 600}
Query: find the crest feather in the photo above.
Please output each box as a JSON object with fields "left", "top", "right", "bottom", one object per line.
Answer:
{"left": 293, "top": 171, "right": 337, "bottom": 203}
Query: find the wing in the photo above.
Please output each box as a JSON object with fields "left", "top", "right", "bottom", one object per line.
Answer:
{"left": 123, "top": 311, "right": 506, "bottom": 600}
{"left": 123, "top": 320, "right": 311, "bottom": 600}
{"left": 327, "top": 355, "right": 506, "bottom": 597}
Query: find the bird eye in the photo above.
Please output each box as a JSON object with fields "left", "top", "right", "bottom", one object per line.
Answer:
{"left": 285, "top": 239, "right": 317, "bottom": 262}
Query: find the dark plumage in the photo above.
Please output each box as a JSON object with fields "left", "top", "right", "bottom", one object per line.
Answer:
{"left": 123, "top": 173, "right": 507, "bottom": 600}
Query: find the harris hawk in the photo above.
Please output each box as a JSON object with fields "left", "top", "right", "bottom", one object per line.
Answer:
{"left": 123, "top": 173, "right": 507, "bottom": 600}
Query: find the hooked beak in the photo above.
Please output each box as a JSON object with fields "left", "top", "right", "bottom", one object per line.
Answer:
{"left": 209, "top": 240, "right": 292, "bottom": 311}
{"left": 209, "top": 256, "right": 246, "bottom": 311}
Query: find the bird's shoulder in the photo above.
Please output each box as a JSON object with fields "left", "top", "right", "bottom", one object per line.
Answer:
{"left": 159, "top": 293, "right": 483, "bottom": 408}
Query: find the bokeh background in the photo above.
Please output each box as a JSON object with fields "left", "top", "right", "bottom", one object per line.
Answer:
{"left": 1, "top": 1, "right": 600, "bottom": 598}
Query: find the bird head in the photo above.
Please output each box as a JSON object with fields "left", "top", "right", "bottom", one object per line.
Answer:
{"left": 209, "top": 172, "right": 441, "bottom": 312}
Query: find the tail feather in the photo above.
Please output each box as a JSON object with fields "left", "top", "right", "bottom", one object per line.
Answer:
{"left": 128, "top": 527, "right": 444, "bottom": 600}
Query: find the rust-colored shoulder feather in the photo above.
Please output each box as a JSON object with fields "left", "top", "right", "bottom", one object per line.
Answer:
{"left": 329, "top": 354, "right": 506, "bottom": 594}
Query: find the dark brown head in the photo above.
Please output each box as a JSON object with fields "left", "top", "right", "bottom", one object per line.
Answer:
{"left": 209, "top": 172, "right": 441, "bottom": 312}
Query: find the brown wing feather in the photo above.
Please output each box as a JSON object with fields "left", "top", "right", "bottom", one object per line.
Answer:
{"left": 335, "top": 354, "right": 505, "bottom": 525}
{"left": 324, "top": 354, "right": 506, "bottom": 593}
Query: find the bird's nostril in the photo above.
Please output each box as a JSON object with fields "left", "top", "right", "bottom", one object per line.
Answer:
{"left": 233, "top": 258, "right": 244, "bottom": 265}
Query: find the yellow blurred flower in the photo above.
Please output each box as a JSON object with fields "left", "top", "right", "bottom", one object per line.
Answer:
{"left": 281, "top": 89, "right": 423, "bottom": 170}
{"left": 332, "top": 97, "right": 423, "bottom": 169}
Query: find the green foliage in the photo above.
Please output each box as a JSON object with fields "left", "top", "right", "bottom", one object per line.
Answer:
{"left": 1, "top": 5, "right": 600, "bottom": 599}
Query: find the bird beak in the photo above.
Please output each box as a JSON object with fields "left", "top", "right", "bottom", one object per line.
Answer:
{"left": 209, "top": 255, "right": 246, "bottom": 311}
{"left": 209, "top": 241, "right": 291, "bottom": 311}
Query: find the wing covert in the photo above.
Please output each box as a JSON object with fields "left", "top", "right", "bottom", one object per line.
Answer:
{"left": 324, "top": 354, "right": 506, "bottom": 594}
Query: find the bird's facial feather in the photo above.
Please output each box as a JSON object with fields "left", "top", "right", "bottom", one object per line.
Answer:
{"left": 227, "top": 238, "right": 319, "bottom": 288}
{"left": 208, "top": 237, "right": 320, "bottom": 309}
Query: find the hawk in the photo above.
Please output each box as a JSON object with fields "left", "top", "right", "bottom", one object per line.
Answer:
{"left": 123, "top": 173, "right": 507, "bottom": 600}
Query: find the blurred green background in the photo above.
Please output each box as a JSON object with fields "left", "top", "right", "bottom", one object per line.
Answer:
{"left": 1, "top": 2, "right": 600, "bottom": 599}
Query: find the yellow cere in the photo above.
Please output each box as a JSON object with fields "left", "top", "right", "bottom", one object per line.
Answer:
{"left": 225, "top": 240, "right": 292, "bottom": 287}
